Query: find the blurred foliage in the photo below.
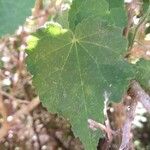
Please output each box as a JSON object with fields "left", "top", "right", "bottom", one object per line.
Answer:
{"left": 0, "top": 0, "right": 35, "bottom": 37}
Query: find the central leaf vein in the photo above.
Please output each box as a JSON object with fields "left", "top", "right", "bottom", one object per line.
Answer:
{"left": 75, "top": 42, "right": 92, "bottom": 148}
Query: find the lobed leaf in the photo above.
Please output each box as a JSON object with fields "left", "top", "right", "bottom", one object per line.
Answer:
{"left": 27, "top": 0, "right": 150, "bottom": 149}
{"left": 27, "top": 17, "right": 135, "bottom": 149}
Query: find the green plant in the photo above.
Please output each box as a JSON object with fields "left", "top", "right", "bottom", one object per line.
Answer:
{"left": 0, "top": 0, "right": 35, "bottom": 37}
{"left": 26, "top": 0, "right": 150, "bottom": 149}
{"left": 0, "top": 0, "right": 150, "bottom": 149}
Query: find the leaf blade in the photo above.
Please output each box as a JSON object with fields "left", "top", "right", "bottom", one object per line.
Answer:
{"left": 27, "top": 17, "right": 135, "bottom": 149}
{"left": 68, "top": 0, "right": 108, "bottom": 31}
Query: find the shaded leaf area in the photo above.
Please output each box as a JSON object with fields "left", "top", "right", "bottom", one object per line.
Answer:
{"left": 106, "top": 0, "right": 127, "bottom": 27}
{"left": 0, "top": 0, "right": 35, "bottom": 37}
{"left": 143, "top": 0, "right": 150, "bottom": 14}
{"left": 27, "top": 17, "right": 136, "bottom": 149}
{"left": 68, "top": 0, "right": 108, "bottom": 31}
{"left": 135, "top": 60, "right": 150, "bottom": 91}
{"left": 68, "top": 0, "right": 126, "bottom": 32}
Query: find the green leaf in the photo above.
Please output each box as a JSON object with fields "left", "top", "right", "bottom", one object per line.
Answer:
{"left": 0, "top": 0, "right": 35, "bottom": 37}
{"left": 0, "top": 61, "right": 2, "bottom": 68}
{"left": 135, "top": 60, "right": 150, "bottom": 91}
{"left": 143, "top": 0, "right": 150, "bottom": 14}
{"left": 106, "top": 0, "right": 127, "bottom": 27}
{"left": 68, "top": 0, "right": 126, "bottom": 30}
{"left": 55, "top": 10, "right": 69, "bottom": 28}
{"left": 107, "top": 0, "right": 123, "bottom": 9}
{"left": 27, "top": 16, "right": 135, "bottom": 149}
{"left": 68, "top": 0, "right": 108, "bottom": 31}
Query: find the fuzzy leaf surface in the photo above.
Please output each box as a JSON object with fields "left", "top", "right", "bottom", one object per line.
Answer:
{"left": 106, "top": 0, "right": 127, "bottom": 27}
{"left": 135, "top": 60, "right": 150, "bottom": 91}
{"left": 27, "top": 16, "right": 135, "bottom": 150}
{"left": 68, "top": 0, "right": 108, "bottom": 31}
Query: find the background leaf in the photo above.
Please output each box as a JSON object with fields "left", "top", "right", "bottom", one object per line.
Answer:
{"left": 135, "top": 60, "right": 150, "bottom": 91}
{"left": 68, "top": 0, "right": 108, "bottom": 31}
{"left": 0, "top": 0, "right": 35, "bottom": 37}
{"left": 68, "top": 0, "right": 126, "bottom": 31}
{"left": 106, "top": 0, "right": 127, "bottom": 27}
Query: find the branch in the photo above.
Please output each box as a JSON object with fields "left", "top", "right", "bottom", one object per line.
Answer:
{"left": 88, "top": 119, "right": 107, "bottom": 132}
{"left": 119, "top": 80, "right": 150, "bottom": 150}
{"left": 0, "top": 93, "right": 10, "bottom": 140}
{"left": 129, "top": 81, "right": 150, "bottom": 112}
{"left": 119, "top": 97, "right": 137, "bottom": 150}
{"left": 0, "top": 96, "right": 40, "bottom": 141}
{"left": 0, "top": 90, "right": 29, "bottom": 104}
{"left": 88, "top": 92, "right": 115, "bottom": 143}
{"left": 32, "top": 0, "right": 43, "bottom": 17}
{"left": 13, "top": 97, "right": 40, "bottom": 120}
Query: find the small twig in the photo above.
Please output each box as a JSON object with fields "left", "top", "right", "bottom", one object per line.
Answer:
{"left": 51, "top": 132, "right": 68, "bottom": 150}
{"left": 88, "top": 119, "right": 107, "bottom": 132}
{"left": 103, "top": 92, "right": 113, "bottom": 142}
{"left": 0, "top": 123, "right": 9, "bottom": 141}
{"left": 0, "top": 90, "right": 29, "bottom": 104}
{"left": 0, "top": 93, "right": 9, "bottom": 140}
{"left": 119, "top": 102, "right": 137, "bottom": 150}
{"left": 0, "top": 97, "right": 40, "bottom": 141}
{"left": 13, "top": 97, "right": 40, "bottom": 120}
{"left": 88, "top": 92, "right": 115, "bottom": 141}
{"left": 32, "top": 0, "right": 61, "bottom": 27}
{"left": 88, "top": 80, "right": 150, "bottom": 150}
{"left": 33, "top": 0, "right": 43, "bottom": 15}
